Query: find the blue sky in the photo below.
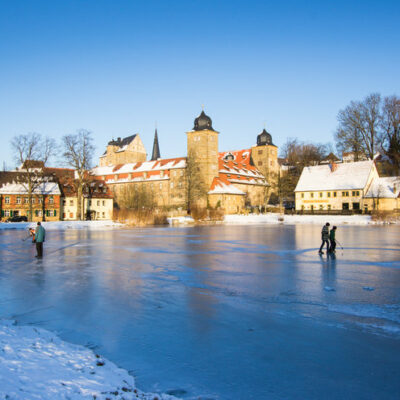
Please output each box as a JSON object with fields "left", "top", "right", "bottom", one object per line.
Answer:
{"left": 0, "top": 0, "right": 399, "bottom": 168}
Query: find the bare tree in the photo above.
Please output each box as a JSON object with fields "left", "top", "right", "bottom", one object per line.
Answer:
{"left": 186, "top": 149, "right": 208, "bottom": 212}
{"left": 11, "top": 133, "right": 56, "bottom": 221}
{"left": 278, "top": 138, "right": 328, "bottom": 206}
{"left": 335, "top": 93, "right": 381, "bottom": 159}
{"left": 381, "top": 95, "right": 400, "bottom": 174}
{"left": 62, "top": 130, "right": 95, "bottom": 220}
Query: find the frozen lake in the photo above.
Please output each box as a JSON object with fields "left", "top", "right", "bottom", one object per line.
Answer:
{"left": 0, "top": 224, "right": 400, "bottom": 399}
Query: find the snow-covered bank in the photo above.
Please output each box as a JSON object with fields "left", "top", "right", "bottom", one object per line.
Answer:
{"left": 0, "top": 220, "right": 122, "bottom": 231}
{"left": 224, "top": 213, "right": 374, "bottom": 225}
{"left": 0, "top": 320, "right": 178, "bottom": 400}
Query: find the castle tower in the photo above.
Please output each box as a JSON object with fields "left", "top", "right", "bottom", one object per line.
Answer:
{"left": 251, "top": 128, "right": 279, "bottom": 188}
{"left": 151, "top": 128, "right": 161, "bottom": 161}
{"left": 186, "top": 110, "right": 219, "bottom": 204}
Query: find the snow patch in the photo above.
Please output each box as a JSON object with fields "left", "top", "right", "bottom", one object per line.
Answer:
{"left": 224, "top": 213, "right": 373, "bottom": 225}
{"left": 0, "top": 320, "right": 179, "bottom": 400}
{"left": 0, "top": 221, "right": 122, "bottom": 231}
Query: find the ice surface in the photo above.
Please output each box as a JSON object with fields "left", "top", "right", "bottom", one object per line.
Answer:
{"left": 0, "top": 224, "right": 399, "bottom": 399}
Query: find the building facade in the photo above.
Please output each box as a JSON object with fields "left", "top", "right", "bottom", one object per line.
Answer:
{"left": 295, "top": 160, "right": 400, "bottom": 212}
{"left": 91, "top": 111, "right": 279, "bottom": 213}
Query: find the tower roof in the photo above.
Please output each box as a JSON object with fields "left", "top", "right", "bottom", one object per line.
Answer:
{"left": 193, "top": 110, "right": 215, "bottom": 131}
{"left": 257, "top": 129, "right": 275, "bottom": 146}
{"left": 151, "top": 129, "right": 161, "bottom": 161}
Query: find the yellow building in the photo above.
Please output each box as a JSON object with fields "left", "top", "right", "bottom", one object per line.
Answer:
{"left": 99, "top": 135, "right": 147, "bottom": 167}
{"left": 295, "top": 160, "right": 399, "bottom": 213}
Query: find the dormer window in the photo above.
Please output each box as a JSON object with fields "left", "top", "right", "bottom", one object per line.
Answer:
{"left": 223, "top": 153, "right": 235, "bottom": 162}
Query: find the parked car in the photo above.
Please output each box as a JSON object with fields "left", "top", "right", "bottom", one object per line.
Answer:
{"left": 6, "top": 215, "right": 28, "bottom": 222}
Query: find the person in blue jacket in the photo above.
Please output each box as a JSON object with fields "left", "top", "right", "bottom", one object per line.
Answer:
{"left": 35, "top": 222, "right": 46, "bottom": 258}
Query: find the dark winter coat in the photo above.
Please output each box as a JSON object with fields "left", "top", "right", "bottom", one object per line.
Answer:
{"left": 35, "top": 225, "right": 46, "bottom": 243}
{"left": 329, "top": 229, "right": 336, "bottom": 241}
{"left": 321, "top": 225, "right": 329, "bottom": 240}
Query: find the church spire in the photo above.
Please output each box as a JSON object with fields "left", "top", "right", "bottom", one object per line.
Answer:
{"left": 151, "top": 128, "right": 160, "bottom": 161}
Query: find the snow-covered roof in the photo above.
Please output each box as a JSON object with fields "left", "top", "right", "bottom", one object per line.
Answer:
{"left": 208, "top": 177, "right": 245, "bottom": 195}
{"left": 92, "top": 157, "right": 186, "bottom": 176}
{"left": 365, "top": 176, "right": 400, "bottom": 198}
{"left": 295, "top": 161, "right": 375, "bottom": 192}
{"left": 218, "top": 149, "right": 268, "bottom": 186}
{"left": 0, "top": 181, "right": 61, "bottom": 195}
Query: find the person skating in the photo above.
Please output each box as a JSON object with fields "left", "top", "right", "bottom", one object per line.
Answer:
{"left": 35, "top": 222, "right": 45, "bottom": 258}
{"left": 328, "top": 226, "right": 337, "bottom": 253}
{"left": 319, "top": 222, "right": 330, "bottom": 254}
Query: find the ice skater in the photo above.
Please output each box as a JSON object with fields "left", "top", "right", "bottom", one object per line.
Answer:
{"left": 328, "top": 226, "right": 337, "bottom": 253}
{"left": 319, "top": 222, "right": 330, "bottom": 254}
{"left": 35, "top": 222, "right": 45, "bottom": 258}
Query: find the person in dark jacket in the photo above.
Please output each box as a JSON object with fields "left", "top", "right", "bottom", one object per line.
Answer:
{"left": 319, "top": 222, "right": 330, "bottom": 254}
{"left": 329, "top": 226, "right": 337, "bottom": 253}
{"left": 35, "top": 222, "right": 46, "bottom": 258}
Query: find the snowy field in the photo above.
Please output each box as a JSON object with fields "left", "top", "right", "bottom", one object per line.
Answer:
{"left": 0, "top": 224, "right": 399, "bottom": 399}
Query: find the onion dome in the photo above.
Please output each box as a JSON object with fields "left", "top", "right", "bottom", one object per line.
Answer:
{"left": 193, "top": 110, "right": 214, "bottom": 131}
{"left": 257, "top": 129, "right": 274, "bottom": 146}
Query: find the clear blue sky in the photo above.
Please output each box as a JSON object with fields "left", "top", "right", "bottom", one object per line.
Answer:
{"left": 1, "top": 0, "right": 399, "bottom": 168}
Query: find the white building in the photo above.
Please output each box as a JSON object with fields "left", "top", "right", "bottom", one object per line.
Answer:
{"left": 294, "top": 161, "right": 378, "bottom": 212}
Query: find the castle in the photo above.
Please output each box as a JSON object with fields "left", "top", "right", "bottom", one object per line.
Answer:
{"left": 92, "top": 111, "right": 279, "bottom": 214}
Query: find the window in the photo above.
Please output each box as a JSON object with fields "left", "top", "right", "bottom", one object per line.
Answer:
{"left": 16, "top": 197, "right": 21, "bottom": 204}
{"left": 39, "top": 198, "right": 43, "bottom": 204}
{"left": 49, "top": 196, "right": 54, "bottom": 204}
{"left": 36, "top": 210, "right": 42, "bottom": 217}
{"left": 102, "top": 200, "right": 105, "bottom": 206}
{"left": 333, "top": 192, "right": 337, "bottom": 197}
{"left": 5, "top": 197, "right": 10, "bottom": 204}
{"left": 319, "top": 192, "right": 323, "bottom": 198}
{"left": 88, "top": 200, "right": 92, "bottom": 206}
{"left": 31, "top": 198, "right": 35, "bottom": 204}
{"left": 4, "top": 210, "right": 10, "bottom": 217}
{"left": 258, "top": 149, "right": 263, "bottom": 155}
{"left": 69, "top": 212, "right": 74, "bottom": 218}
{"left": 102, "top": 212, "right": 105, "bottom": 218}
{"left": 97, "top": 200, "right": 100, "bottom": 206}
{"left": 310, "top": 193, "right": 314, "bottom": 198}
{"left": 301, "top": 193, "right": 304, "bottom": 198}
{"left": 328, "top": 204, "right": 331, "bottom": 210}
{"left": 69, "top": 200, "right": 74, "bottom": 206}
{"left": 327, "top": 192, "right": 331, "bottom": 198}
{"left": 24, "top": 197, "right": 29, "bottom": 204}
{"left": 319, "top": 205, "right": 323, "bottom": 210}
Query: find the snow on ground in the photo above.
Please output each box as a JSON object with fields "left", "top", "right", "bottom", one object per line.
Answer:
{"left": 167, "top": 216, "right": 195, "bottom": 226}
{"left": 224, "top": 213, "right": 374, "bottom": 225}
{"left": 0, "top": 220, "right": 122, "bottom": 231}
{"left": 0, "top": 320, "right": 179, "bottom": 400}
